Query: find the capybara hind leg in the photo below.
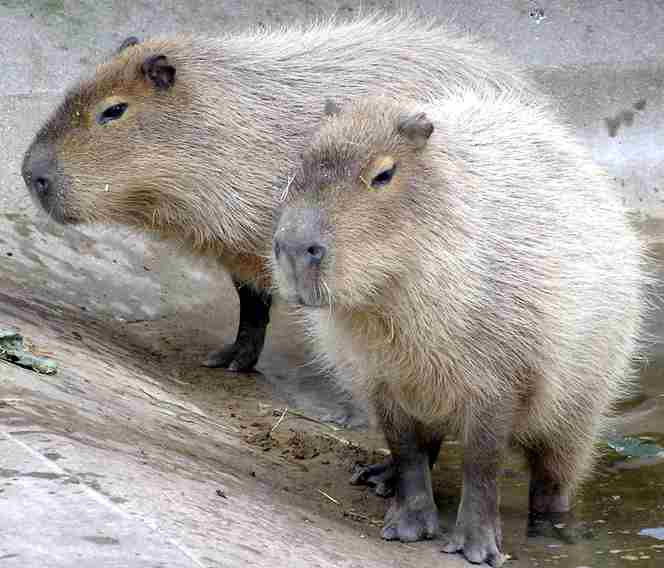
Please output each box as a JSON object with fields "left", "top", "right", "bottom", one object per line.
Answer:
{"left": 373, "top": 391, "right": 441, "bottom": 542}
{"left": 442, "top": 406, "right": 508, "bottom": 567}
{"left": 351, "top": 429, "right": 442, "bottom": 498}
{"left": 528, "top": 453, "right": 572, "bottom": 515}
{"left": 525, "top": 442, "right": 592, "bottom": 543}
{"left": 203, "top": 281, "right": 271, "bottom": 372}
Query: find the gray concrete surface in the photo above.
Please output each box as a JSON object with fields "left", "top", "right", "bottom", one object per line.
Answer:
{"left": 2, "top": 1, "right": 664, "bottom": 567}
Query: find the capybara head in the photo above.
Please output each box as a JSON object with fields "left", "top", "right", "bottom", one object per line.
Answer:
{"left": 22, "top": 37, "right": 197, "bottom": 231}
{"left": 272, "top": 98, "right": 435, "bottom": 308}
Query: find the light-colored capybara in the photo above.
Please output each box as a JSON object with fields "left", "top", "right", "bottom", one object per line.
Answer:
{"left": 271, "top": 94, "right": 648, "bottom": 565}
{"left": 21, "top": 14, "right": 539, "bottom": 372}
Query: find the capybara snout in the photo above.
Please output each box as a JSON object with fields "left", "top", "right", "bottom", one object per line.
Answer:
{"left": 273, "top": 207, "right": 329, "bottom": 306}
{"left": 22, "top": 137, "right": 66, "bottom": 222}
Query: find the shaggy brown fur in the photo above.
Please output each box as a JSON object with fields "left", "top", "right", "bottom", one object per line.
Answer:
{"left": 272, "top": 94, "right": 648, "bottom": 566}
{"left": 21, "top": 14, "right": 539, "bottom": 371}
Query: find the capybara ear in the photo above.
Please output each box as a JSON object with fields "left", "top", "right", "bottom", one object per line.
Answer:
{"left": 397, "top": 112, "right": 434, "bottom": 149}
{"left": 117, "top": 36, "right": 140, "bottom": 54}
{"left": 142, "top": 54, "right": 176, "bottom": 91}
{"left": 324, "top": 99, "right": 342, "bottom": 117}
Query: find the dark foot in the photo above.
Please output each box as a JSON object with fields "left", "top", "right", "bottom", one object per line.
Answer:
{"left": 203, "top": 280, "right": 270, "bottom": 372}
{"left": 527, "top": 510, "right": 594, "bottom": 543}
{"left": 202, "top": 341, "right": 260, "bottom": 372}
{"left": 350, "top": 458, "right": 396, "bottom": 498}
{"left": 529, "top": 478, "right": 571, "bottom": 515}
{"left": 527, "top": 470, "right": 592, "bottom": 542}
{"left": 442, "top": 522, "right": 505, "bottom": 567}
{"left": 381, "top": 495, "right": 440, "bottom": 542}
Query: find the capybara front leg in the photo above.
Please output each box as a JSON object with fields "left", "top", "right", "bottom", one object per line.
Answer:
{"left": 442, "top": 407, "right": 508, "bottom": 567}
{"left": 203, "top": 280, "right": 271, "bottom": 372}
{"left": 372, "top": 390, "right": 441, "bottom": 541}
{"left": 351, "top": 425, "right": 442, "bottom": 499}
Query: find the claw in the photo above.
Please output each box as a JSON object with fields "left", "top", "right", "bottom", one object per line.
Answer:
{"left": 202, "top": 344, "right": 259, "bottom": 371}
{"left": 381, "top": 497, "right": 440, "bottom": 542}
{"left": 442, "top": 527, "right": 504, "bottom": 566}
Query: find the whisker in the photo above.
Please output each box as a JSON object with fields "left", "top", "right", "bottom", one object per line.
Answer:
{"left": 279, "top": 173, "right": 296, "bottom": 202}
{"left": 321, "top": 278, "right": 334, "bottom": 319}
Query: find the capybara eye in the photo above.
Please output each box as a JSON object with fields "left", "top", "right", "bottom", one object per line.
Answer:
{"left": 98, "top": 103, "right": 128, "bottom": 125}
{"left": 371, "top": 164, "right": 396, "bottom": 188}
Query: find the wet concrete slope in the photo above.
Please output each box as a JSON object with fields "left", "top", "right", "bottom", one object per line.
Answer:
{"left": 2, "top": 1, "right": 664, "bottom": 567}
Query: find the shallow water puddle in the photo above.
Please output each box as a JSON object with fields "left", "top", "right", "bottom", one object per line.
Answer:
{"left": 639, "top": 527, "right": 664, "bottom": 540}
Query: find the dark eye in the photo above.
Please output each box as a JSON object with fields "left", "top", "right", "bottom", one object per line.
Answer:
{"left": 98, "top": 103, "right": 128, "bottom": 125}
{"left": 371, "top": 164, "right": 396, "bottom": 188}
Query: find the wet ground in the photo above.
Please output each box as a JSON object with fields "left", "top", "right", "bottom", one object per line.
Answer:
{"left": 2, "top": 1, "right": 664, "bottom": 567}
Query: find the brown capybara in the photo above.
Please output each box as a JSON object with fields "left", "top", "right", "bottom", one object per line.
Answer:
{"left": 21, "top": 14, "right": 539, "bottom": 372}
{"left": 271, "top": 94, "right": 647, "bottom": 566}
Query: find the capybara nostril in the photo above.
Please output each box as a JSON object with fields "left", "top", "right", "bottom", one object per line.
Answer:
{"left": 273, "top": 238, "right": 325, "bottom": 267}
{"left": 306, "top": 244, "right": 326, "bottom": 264}
{"left": 22, "top": 142, "right": 57, "bottom": 201}
{"left": 33, "top": 176, "right": 51, "bottom": 197}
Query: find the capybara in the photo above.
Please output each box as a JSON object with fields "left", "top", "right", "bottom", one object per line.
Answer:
{"left": 271, "top": 94, "right": 647, "bottom": 565}
{"left": 21, "top": 15, "right": 538, "bottom": 372}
